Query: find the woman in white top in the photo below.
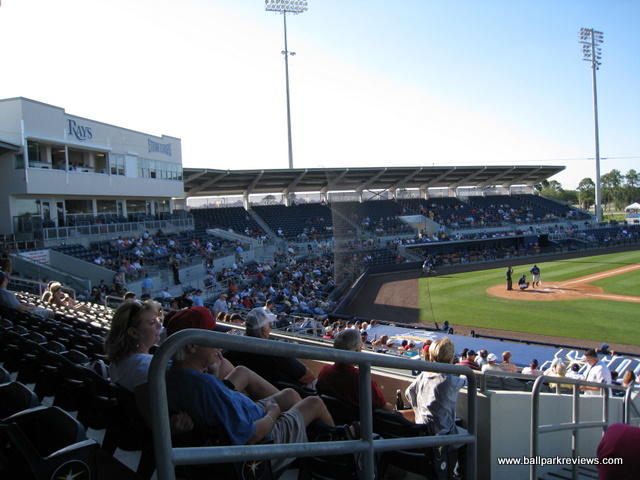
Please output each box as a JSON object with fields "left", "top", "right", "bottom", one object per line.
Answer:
{"left": 105, "top": 301, "right": 237, "bottom": 430}
{"left": 105, "top": 300, "right": 193, "bottom": 431}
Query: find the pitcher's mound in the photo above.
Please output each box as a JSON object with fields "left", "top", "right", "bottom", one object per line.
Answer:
{"left": 487, "top": 283, "right": 604, "bottom": 301}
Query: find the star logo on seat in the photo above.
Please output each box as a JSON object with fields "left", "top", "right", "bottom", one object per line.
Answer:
{"left": 52, "top": 460, "right": 91, "bottom": 480}
{"left": 242, "top": 459, "right": 267, "bottom": 479}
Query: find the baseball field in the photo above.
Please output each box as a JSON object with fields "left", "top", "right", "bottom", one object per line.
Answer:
{"left": 418, "top": 249, "right": 640, "bottom": 348}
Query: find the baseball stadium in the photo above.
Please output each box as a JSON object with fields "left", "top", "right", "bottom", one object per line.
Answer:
{"left": 1, "top": 97, "right": 639, "bottom": 480}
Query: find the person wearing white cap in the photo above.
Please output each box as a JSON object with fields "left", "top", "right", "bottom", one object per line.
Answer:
{"left": 481, "top": 353, "right": 503, "bottom": 372}
{"left": 212, "top": 292, "right": 229, "bottom": 318}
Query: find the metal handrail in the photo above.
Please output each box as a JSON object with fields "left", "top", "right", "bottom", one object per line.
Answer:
{"left": 8, "top": 275, "right": 77, "bottom": 301}
{"left": 148, "top": 331, "right": 478, "bottom": 480}
{"left": 623, "top": 385, "right": 640, "bottom": 425}
{"left": 529, "top": 375, "right": 629, "bottom": 480}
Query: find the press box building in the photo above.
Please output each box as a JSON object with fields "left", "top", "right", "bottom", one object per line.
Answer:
{"left": 0, "top": 97, "right": 184, "bottom": 243}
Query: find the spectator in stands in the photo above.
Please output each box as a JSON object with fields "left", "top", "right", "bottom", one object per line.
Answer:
{"left": 191, "top": 289, "right": 204, "bottom": 307}
{"left": 521, "top": 359, "right": 543, "bottom": 376}
{"left": 0, "top": 257, "right": 12, "bottom": 275}
{"left": 385, "top": 338, "right": 398, "bottom": 354}
{"left": 565, "top": 363, "right": 585, "bottom": 380}
{"left": 543, "top": 357, "right": 563, "bottom": 376}
{"left": 476, "top": 349, "right": 489, "bottom": 368}
{"left": 212, "top": 293, "right": 228, "bottom": 318}
{"left": 98, "top": 279, "right": 109, "bottom": 295}
{"left": 403, "top": 337, "right": 468, "bottom": 478}
{"left": 322, "top": 325, "right": 334, "bottom": 339}
{"left": 160, "top": 286, "right": 172, "bottom": 300}
{"left": 222, "top": 312, "right": 245, "bottom": 335}
{"left": 224, "top": 307, "right": 317, "bottom": 389}
{"left": 622, "top": 370, "right": 636, "bottom": 388}
{"left": 597, "top": 423, "right": 640, "bottom": 480}
{"left": 89, "top": 287, "right": 105, "bottom": 306}
{"left": 316, "top": 328, "right": 395, "bottom": 413}
{"left": 499, "top": 351, "right": 517, "bottom": 372}
{"left": 123, "top": 291, "right": 137, "bottom": 302}
{"left": 371, "top": 334, "right": 389, "bottom": 349}
{"left": 422, "top": 338, "right": 433, "bottom": 356}
{"left": 141, "top": 274, "right": 153, "bottom": 297}
{"left": 481, "top": 353, "right": 502, "bottom": 372}
{"left": 262, "top": 299, "right": 277, "bottom": 324}
{"left": 94, "top": 253, "right": 106, "bottom": 266}
{"left": 170, "top": 256, "right": 181, "bottom": 285}
{"left": 459, "top": 349, "right": 481, "bottom": 371}
{"left": 104, "top": 300, "right": 188, "bottom": 430}
{"left": 597, "top": 343, "right": 615, "bottom": 356}
{"left": 43, "top": 281, "right": 91, "bottom": 312}
{"left": 580, "top": 349, "right": 612, "bottom": 396}
{"left": 165, "top": 309, "right": 334, "bottom": 472}
{"left": 113, "top": 271, "right": 125, "bottom": 294}
{"left": 178, "top": 292, "right": 194, "bottom": 309}
{"left": 104, "top": 302, "right": 233, "bottom": 429}
{"left": 0, "top": 271, "right": 54, "bottom": 318}
{"left": 548, "top": 363, "right": 573, "bottom": 390}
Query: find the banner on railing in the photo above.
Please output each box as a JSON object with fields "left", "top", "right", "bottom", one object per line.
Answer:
{"left": 18, "top": 250, "right": 51, "bottom": 265}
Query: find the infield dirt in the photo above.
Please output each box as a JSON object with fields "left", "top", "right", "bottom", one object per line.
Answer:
{"left": 345, "top": 262, "right": 640, "bottom": 355}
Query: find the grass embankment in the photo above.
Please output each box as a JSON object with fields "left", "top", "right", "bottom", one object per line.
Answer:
{"left": 418, "top": 250, "right": 640, "bottom": 346}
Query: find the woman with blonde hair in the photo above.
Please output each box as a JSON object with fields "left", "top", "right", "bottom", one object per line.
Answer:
{"left": 622, "top": 370, "right": 636, "bottom": 388}
{"left": 500, "top": 351, "right": 517, "bottom": 372}
{"left": 404, "top": 337, "right": 468, "bottom": 477}
{"left": 43, "top": 281, "right": 90, "bottom": 312}
{"left": 549, "top": 362, "right": 573, "bottom": 390}
{"left": 105, "top": 301, "right": 203, "bottom": 431}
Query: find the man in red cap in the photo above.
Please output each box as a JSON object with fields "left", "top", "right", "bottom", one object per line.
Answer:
{"left": 165, "top": 306, "right": 335, "bottom": 472}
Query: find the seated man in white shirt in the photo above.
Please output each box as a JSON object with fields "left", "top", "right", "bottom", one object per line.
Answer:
{"left": 580, "top": 349, "right": 612, "bottom": 395}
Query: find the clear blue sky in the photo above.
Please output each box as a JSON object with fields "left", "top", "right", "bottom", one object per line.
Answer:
{"left": 1, "top": 0, "right": 638, "bottom": 190}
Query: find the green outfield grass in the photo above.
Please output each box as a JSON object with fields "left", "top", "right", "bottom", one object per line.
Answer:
{"left": 418, "top": 250, "right": 640, "bottom": 346}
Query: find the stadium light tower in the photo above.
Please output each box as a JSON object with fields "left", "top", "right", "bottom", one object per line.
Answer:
{"left": 579, "top": 27, "right": 604, "bottom": 223}
{"left": 265, "top": 0, "right": 308, "bottom": 170}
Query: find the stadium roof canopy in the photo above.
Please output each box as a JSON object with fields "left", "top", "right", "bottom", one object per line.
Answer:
{"left": 182, "top": 165, "right": 564, "bottom": 198}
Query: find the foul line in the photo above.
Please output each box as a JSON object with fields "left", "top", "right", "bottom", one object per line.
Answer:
{"left": 561, "top": 263, "right": 640, "bottom": 287}
{"left": 584, "top": 293, "right": 640, "bottom": 303}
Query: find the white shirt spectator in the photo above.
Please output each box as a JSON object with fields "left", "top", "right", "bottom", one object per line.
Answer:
{"left": 584, "top": 360, "right": 612, "bottom": 396}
